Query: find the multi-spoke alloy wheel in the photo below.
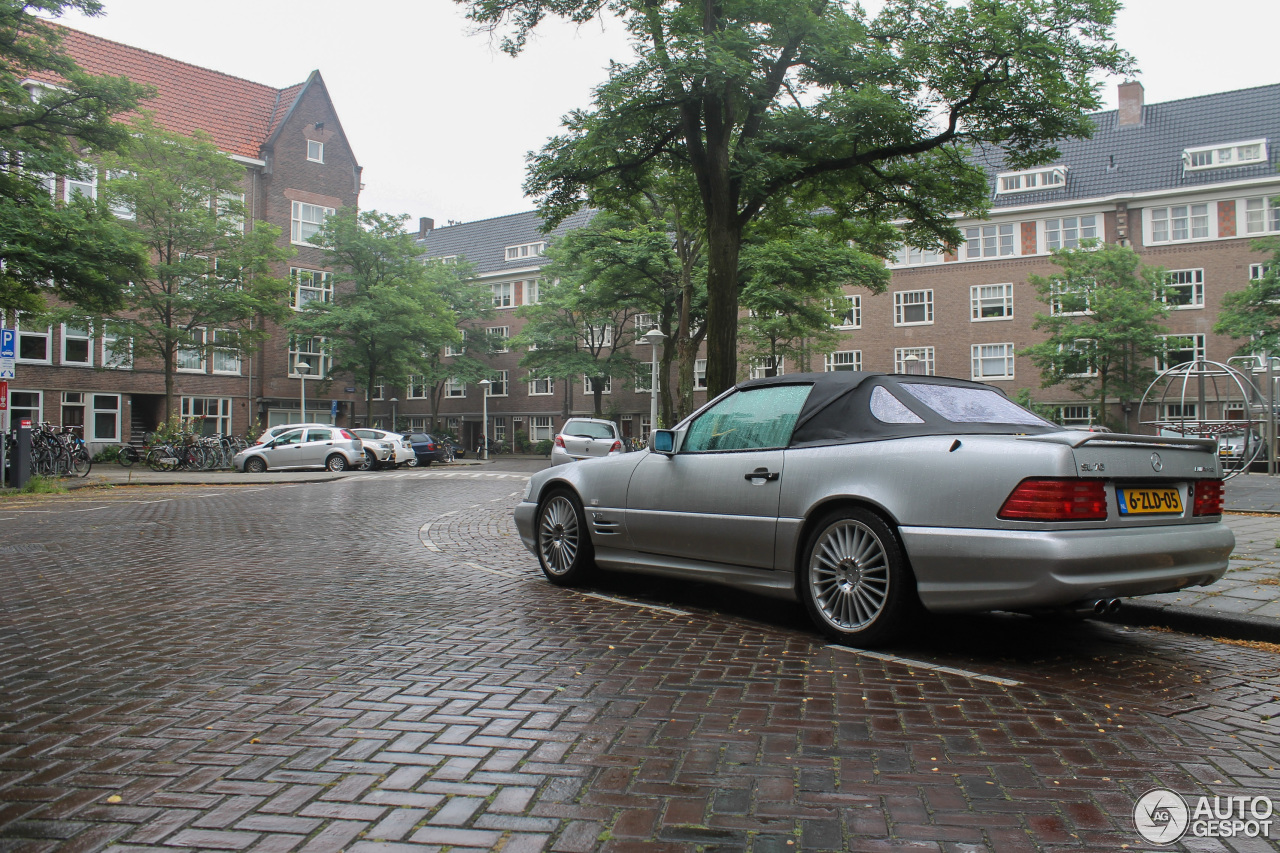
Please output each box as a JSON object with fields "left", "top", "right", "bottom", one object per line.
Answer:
{"left": 536, "top": 491, "right": 594, "bottom": 585}
{"left": 800, "top": 508, "right": 917, "bottom": 646}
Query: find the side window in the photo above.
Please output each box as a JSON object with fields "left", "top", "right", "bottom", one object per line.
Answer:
{"left": 277, "top": 431, "right": 305, "bottom": 446}
{"left": 307, "top": 429, "right": 334, "bottom": 442}
{"left": 682, "top": 385, "right": 811, "bottom": 453}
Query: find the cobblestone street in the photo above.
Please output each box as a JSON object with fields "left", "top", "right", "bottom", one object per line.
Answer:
{"left": 1, "top": 469, "right": 1278, "bottom": 851}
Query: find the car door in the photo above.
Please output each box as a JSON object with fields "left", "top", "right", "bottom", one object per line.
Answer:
{"left": 302, "top": 428, "right": 339, "bottom": 466}
{"left": 263, "top": 428, "right": 307, "bottom": 468}
{"left": 624, "top": 384, "right": 812, "bottom": 569}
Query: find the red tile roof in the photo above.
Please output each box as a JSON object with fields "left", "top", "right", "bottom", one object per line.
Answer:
{"left": 31, "top": 23, "right": 308, "bottom": 159}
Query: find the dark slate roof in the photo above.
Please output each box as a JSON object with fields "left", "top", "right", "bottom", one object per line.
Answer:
{"left": 974, "top": 83, "right": 1280, "bottom": 208}
{"left": 416, "top": 208, "right": 598, "bottom": 275}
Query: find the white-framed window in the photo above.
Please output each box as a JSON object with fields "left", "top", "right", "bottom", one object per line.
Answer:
{"left": 493, "top": 417, "right": 507, "bottom": 443}
{"left": 307, "top": 140, "right": 324, "bottom": 163}
{"left": 64, "top": 161, "right": 96, "bottom": 201}
{"left": 1163, "top": 402, "right": 1198, "bottom": 420}
{"left": 101, "top": 329, "right": 131, "bottom": 369}
{"left": 1158, "top": 334, "right": 1206, "bottom": 371}
{"left": 971, "top": 343, "right": 1015, "bottom": 380}
{"left": 1183, "top": 140, "right": 1268, "bottom": 171}
{"left": 1044, "top": 215, "right": 1097, "bottom": 250}
{"left": 217, "top": 191, "right": 245, "bottom": 234}
{"left": 634, "top": 313, "right": 660, "bottom": 332}
{"left": 1251, "top": 263, "right": 1273, "bottom": 281}
{"left": 749, "top": 356, "right": 785, "bottom": 379}
{"left": 89, "top": 393, "right": 121, "bottom": 442}
{"left": 491, "top": 281, "right": 513, "bottom": 308}
{"left": 964, "top": 223, "right": 1016, "bottom": 259}
{"left": 584, "top": 375, "right": 612, "bottom": 394}
{"left": 445, "top": 378, "right": 466, "bottom": 398}
{"left": 489, "top": 370, "right": 509, "bottom": 396}
{"left": 209, "top": 328, "right": 241, "bottom": 374}
{"left": 407, "top": 375, "right": 429, "bottom": 399}
{"left": 15, "top": 314, "right": 51, "bottom": 363}
{"left": 177, "top": 328, "right": 207, "bottom": 372}
{"left": 524, "top": 279, "right": 541, "bottom": 305}
{"left": 288, "top": 335, "right": 329, "bottom": 378}
{"left": 487, "top": 326, "right": 510, "bottom": 353}
{"left": 105, "top": 169, "right": 134, "bottom": 219}
{"left": 528, "top": 374, "right": 554, "bottom": 396}
{"left": 634, "top": 364, "right": 659, "bottom": 393}
{"left": 1061, "top": 340, "right": 1098, "bottom": 378}
{"left": 895, "top": 346, "right": 935, "bottom": 375}
{"left": 61, "top": 392, "right": 85, "bottom": 433}
{"left": 970, "top": 283, "right": 1013, "bottom": 321}
{"left": 181, "top": 397, "right": 231, "bottom": 436}
{"left": 891, "top": 245, "right": 944, "bottom": 267}
{"left": 1149, "top": 204, "right": 1210, "bottom": 243}
{"left": 531, "top": 416, "right": 554, "bottom": 441}
{"left": 1049, "top": 279, "right": 1092, "bottom": 316}
{"left": 583, "top": 325, "right": 613, "bottom": 349}
{"left": 832, "top": 295, "right": 861, "bottom": 329}
{"left": 60, "top": 321, "right": 93, "bottom": 366}
{"left": 445, "top": 332, "right": 466, "bottom": 357}
{"left": 1164, "top": 269, "right": 1205, "bottom": 309}
{"left": 694, "top": 359, "right": 707, "bottom": 389}
{"left": 1245, "top": 197, "right": 1280, "bottom": 235}
{"left": 824, "top": 350, "right": 862, "bottom": 372}
{"left": 291, "top": 201, "right": 334, "bottom": 246}
{"left": 996, "top": 165, "right": 1067, "bottom": 194}
{"left": 894, "top": 290, "right": 934, "bottom": 326}
{"left": 370, "top": 378, "right": 385, "bottom": 400}
{"left": 1057, "top": 405, "right": 1096, "bottom": 428}
{"left": 11, "top": 390, "right": 42, "bottom": 425}
{"left": 505, "top": 242, "right": 546, "bottom": 261}
{"left": 290, "top": 268, "right": 333, "bottom": 309}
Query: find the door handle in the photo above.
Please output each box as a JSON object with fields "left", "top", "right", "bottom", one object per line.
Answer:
{"left": 744, "top": 468, "right": 780, "bottom": 482}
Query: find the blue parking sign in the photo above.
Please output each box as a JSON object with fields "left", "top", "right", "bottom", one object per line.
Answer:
{"left": 0, "top": 329, "right": 14, "bottom": 359}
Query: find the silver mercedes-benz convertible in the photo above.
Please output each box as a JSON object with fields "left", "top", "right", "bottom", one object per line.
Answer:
{"left": 513, "top": 372, "right": 1233, "bottom": 646}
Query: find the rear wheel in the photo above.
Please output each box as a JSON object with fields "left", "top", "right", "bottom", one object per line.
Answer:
{"left": 357, "top": 450, "right": 374, "bottom": 471}
{"left": 799, "top": 507, "right": 920, "bottom": 647}
{"left": 405, "top": 455, "right": 419, "bottom": 468}
{"left": 118, "top": 445, "right": 139, "bottom": 467}
{"left": 70, "top": 448, "right": 92, "bottom": 478}
{"left": 326, "top": 454, "right": 349, "bottom": 472}
{"left": 535, "top": 490, "right": 594, "bottom": 585}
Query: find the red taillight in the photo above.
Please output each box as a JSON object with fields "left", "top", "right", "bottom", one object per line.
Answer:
{"left": 427, "top": 443, "right": 436, "bottom": 451}
{"left": 554, "top": 435, "right": 565, "bottom": 448}
{"left": 1192, "top": 479, "right": 1225, "bottom": 516}
{"left": 339, "top": 429, "right": 356, "bottom": 440}
{"left": 999, "top": 478, "right": 1108, "bottom": 521}
{"left": 610, "top": 440, "right": 622, "bottom": 452}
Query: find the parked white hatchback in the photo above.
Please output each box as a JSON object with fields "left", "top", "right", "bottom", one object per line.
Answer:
{"left": 550, "top": 418, "right": 625, "bottom": 466}
{"left": 351, "top": 428, "right": 416, "bottom": 468}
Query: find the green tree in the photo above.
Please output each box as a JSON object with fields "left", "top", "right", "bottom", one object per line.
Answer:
{"left": 100, "top": 115, "right": 293, "bottom": 422}
{"left": 290, "top": 209, "right": 459, "bottom": 423}
{"left": 1022, "top": 242, "right": 1170, "bottom": 432}
{"left": 1, "top": 0, "right": 152, "bottom": 314}
{"left": 463, "top": 0, "right": 1132, "bottom": 396}
{"left": 1214, "top": 237, "right": 1280, "bottom": 354}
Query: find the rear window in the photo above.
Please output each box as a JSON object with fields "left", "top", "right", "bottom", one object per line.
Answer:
{"left": 899, "top": 383, "right": 1052, "bottom": 426}
{"left": 562, "top": 421, "right": 616, "bottom": 439}
{"left": 406, "top": 433, "right": 431, "bottom": 442}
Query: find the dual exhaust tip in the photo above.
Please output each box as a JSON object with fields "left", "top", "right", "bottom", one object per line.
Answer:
{"left": 1089, "top": 598, "right": 1123, "bottom": 616}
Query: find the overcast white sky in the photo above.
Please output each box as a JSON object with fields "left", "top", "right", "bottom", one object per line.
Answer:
{"left": 58, "top": 0, "right": 1280, "bottom": 227}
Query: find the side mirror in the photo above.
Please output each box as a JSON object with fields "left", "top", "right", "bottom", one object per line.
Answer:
{"left": 651, "top": 429, "right": 676, "bottom": 455}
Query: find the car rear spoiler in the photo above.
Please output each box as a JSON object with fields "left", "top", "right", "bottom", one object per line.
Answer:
{"left": 1019, "top": 432, "right": 1218, "bottom": 452}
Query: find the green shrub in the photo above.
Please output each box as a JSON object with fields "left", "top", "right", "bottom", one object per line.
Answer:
{"left": 534, "top": 438, "right": 554, "bottom": 457}
{"left": 18, "top": 476, "right": 66, "bottom": 495}
{"left": 94, "top": 445, "right": 122, "bottom": 464}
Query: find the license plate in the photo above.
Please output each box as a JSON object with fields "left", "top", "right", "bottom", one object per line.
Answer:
{"left": 1117, "top": 486, "right": 1183, "bottom": 515}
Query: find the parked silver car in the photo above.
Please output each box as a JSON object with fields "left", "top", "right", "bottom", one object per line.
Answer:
{"left": 514, "top": 372, "right": 1234, "bottom": 646}
{"left": 551, "top": 417, "right": 624, "bottom": 466}
{"left": 257, "top": 423, "right": 393, "bottom": 470}
{"left": 234, "top": 426, "right": 366, "bottom": 473}
{"left": 351, "top": 428, "right": 415, "bottom": 468}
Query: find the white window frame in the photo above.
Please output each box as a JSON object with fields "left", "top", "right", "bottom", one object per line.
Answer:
{"left": 63, "top": 161, "right": 96, "bottom": 201}
{"left": 1057, "top": 405, "right": 1096, "bottom": 428}
{"left": 208, "top": 328, "right": 241, "bottom": 375}
{"left": 10, "top": 389, "right": 43, "bottom": 425}
{"left": 749, "top": 356, "right": 785, "bottom": 380}
{"left": 996, "top": 165, "right": 1067, "bottom": 195}
{"left": 89, "top": 393, "right": 122, "bottom": 443}
{"left": 105, "top": 169, "right": 134, "bottom": 219}
{"left": 524, "top": 279, "right": 541, "bottom": 305}
{"left": 694, "top": 359, "right": 707, "bottom": 389}
{"left": 583, "top": 325, "right": 613, "bottom": 349}
{"left": 824, "top": 350, "right": 862, "bottom": 372}
{"left": 1158, "top": 334, "right": 1206, "bottom": 371}
{"left": 489, "top": 370, "right": 509, "bottom": 397}
{"left": 288, "top": 335, "right": 330, "bottom": 378}
{"left": 491, "top": 281, "right": 513, "bottom": 308}
{"left": 1049, "top": 280, "right": 1093, "bottom": 316}
{"left": 893, "top": 290, "right": 934, "bottom": 326}
{"left": 971, "top": 343, "right": 1015, "bottom": 381}
{"left": 1251, "top": 263, "right": 1272, "bottom": 281}
{"left": 1149, "top": 203, "right": 1211, "bottom": 244}
{"left": 291, "top": 268, "right": 333, "bottom": 309}
{"left": 1043, "top": 215, "right": 1098, "bottom": 251}
{"left": 180, "top": 396, "right": 231, "bottom": 436}
{"left": 307, "top": 140, "right": 324, "bottom": 163}
{"left": 895, "top": 346, "right": 935, "bottom": 375}
{"left": 1163, "top": 403, "right": 1198, "bottom": 421}
{"left": 634, "top": 312, "right": 660, "bottom": 332}
{"left": 15, "top": 315, "right": 51, "bottom": 364}
{"left": 217, "top": 191, "right": 245, "bottom": 234}
{"left": 445, "top": 331, "right": 466, "bottom": 357}
{"left": 504, "top": 242, "right": 546, "bottom": 261}
{"left": 1183, "top": 139, "right": 1268, "bottom": 171}
{"left": 1164, "top": 269, "right": 1205, "bottom": 309}
{"left": 101, "top": 329, "right": 132, "bottom": 370}
{"left": 1061, "top": 340, "right": 1099, "bottom": 378}
{"left": 407, "top": 375, "right": 429, "bottom": 399}
{"left": 488, "top": 326, "right": 510, "bottom": 353}
{"left": 531, "top": 416, "right": 554, "bottom": 441}
{"left": 176, "top": 328, "right": 207, "bottom": 373}
{"left": 291, "top": 201, "right": 334, "bottom": 247}
{"left": 832, "top": 295, "right": 861, "bottom": 329}
{"left": 634, "top": 365, "right": 659, "bottom": 393}
{"left": 1245, "top": 197, "right": 1280, "bottom": 235}
{"left": 963, "top": 223, "right": 1016, "bottom": 260}
{"left": 60, "top": 321, "right": 93, "bottom": 367}
{"left": 970, "top": 283, "right": 1013, "bottom": 322}
{"left": 445, "top": 378, "right": 466, "bottom": 398}
{"left": 528, "top": 374, "right": 554, "bottom": 396}
{"left": 583, "top": 375, "right": 612, "bottom": 395}
{"left": 890, "top": 246, "right": 944, "bottom": 267}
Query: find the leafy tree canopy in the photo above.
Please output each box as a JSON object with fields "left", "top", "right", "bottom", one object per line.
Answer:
{"left": 1214, "top": 237, "right": 1280, "bottom": 355}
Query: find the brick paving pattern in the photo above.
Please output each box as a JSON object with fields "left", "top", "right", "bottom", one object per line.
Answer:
{"left": 0, "top": 474, "right": 1278, "bottom": 851}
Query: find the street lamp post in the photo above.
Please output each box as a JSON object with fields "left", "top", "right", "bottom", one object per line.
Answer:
{"left": 478, "top": 379, "right": 491, "bottom": 461}
{"left": 640, "top": 327, "right": 666, "bottom": 442}
{"left": 389, "top": 397, "right": 398, "bottom": 431}
{"left": 295, "top": 361, "right": 311, "bottom": 423}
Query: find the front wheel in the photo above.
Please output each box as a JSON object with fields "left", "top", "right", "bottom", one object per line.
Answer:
{"left": 535, "top": 490, "right": 594, "bottom": 585}
{"left": 326, "top": 454, "right": 349, "bottom": 472}
{"left": 70, "top": 448, "right": 92, "bottom": 478}
{"left": 799, "top": 508, "right": 920, "bottom": 647}
{"left": 244, "top": 456, "right": 267, "bottom": 474}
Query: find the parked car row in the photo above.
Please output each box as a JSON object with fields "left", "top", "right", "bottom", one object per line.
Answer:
{"left": 232, "top": 424, "right": 453, "bottom": 473}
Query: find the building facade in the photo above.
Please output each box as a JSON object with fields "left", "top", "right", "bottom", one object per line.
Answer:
{"left": 6, "top": 25, "right": 361, "bottom": 448}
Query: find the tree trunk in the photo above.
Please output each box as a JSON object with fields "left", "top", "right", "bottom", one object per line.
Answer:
{"left": 703, "top": 209, "right": 744, "bottom": 397}
{"left": 592, "top": 380, "right": 604, "bottom": 418}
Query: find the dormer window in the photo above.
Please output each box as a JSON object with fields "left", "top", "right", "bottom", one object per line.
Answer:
{"left": 505, "top": 242, "right": 545, "bottom": 261}
{"left": 1183, "top": 139, "right": 1267, "bottom": 171}
{"left": 996, "top": 166, "right": 1066, "bottom": 195}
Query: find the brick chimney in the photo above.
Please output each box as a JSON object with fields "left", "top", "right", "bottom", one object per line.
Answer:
{"left": 418, "top": 217, "right": 434, "bottom": 238}
{"left": 1118, "top": 81, "right": 1144, "bottom": 127}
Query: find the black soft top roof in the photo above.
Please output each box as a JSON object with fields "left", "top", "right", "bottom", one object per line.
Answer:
{"left": 733, "top": 371, "right": 1059, "bottom": 446}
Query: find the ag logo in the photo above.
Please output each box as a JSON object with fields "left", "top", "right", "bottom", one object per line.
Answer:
{"left": 1134, "top": 788, "right": 1189, "bottom": 844}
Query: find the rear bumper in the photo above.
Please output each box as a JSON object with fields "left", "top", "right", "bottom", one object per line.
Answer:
{"left": 899, "top": 521, "right": 1234, "bottom": 612}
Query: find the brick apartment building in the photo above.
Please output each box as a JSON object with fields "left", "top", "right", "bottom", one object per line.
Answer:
{"left": 411, "top": 80, "right": 1280, "bottom": 446}
{"left": 5, "top": 25, "right": 361, "bottom": 448}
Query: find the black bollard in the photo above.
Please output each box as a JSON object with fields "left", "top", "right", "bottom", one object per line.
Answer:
{"left": 12, "top": 419, "right": 31, "bottom": 490}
